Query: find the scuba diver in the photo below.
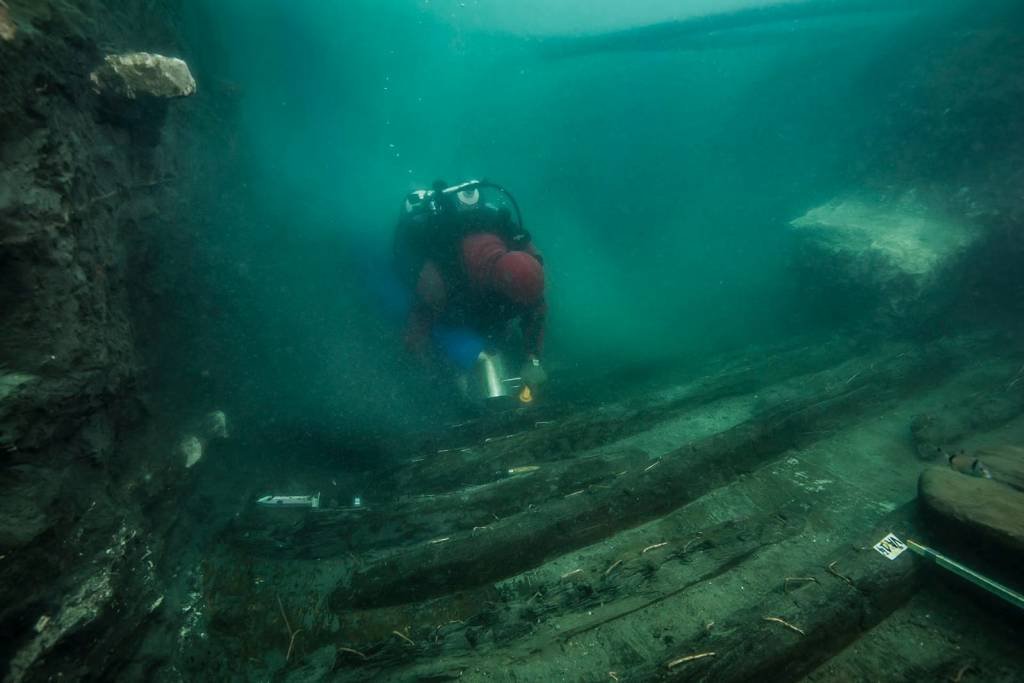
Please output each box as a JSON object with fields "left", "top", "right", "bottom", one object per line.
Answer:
{"left": 393, "top": 179, "right": 547, "bottom": 406}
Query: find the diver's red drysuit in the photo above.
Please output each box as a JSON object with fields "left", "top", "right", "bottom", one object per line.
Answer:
{"left": 403, "top": 232, "right": 546, "bottom": 358}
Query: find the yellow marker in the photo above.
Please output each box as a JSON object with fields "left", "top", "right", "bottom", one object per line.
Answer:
{"left": 519, "top": 385, "right": 533, "bottom": 403}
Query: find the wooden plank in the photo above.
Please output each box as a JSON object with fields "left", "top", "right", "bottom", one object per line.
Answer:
{"left": 634, "top": 505, "right": 923, "bottom": 682}
{"left": 330, "top": 345, "right": 949, "bottom": 610}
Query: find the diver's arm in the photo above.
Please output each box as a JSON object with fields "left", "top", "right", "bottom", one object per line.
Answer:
{"left": 521, "top": 240, "right": 546, "bottom": 356}
{"left": 520, "top": 245, "right": 546, "bottom": 377}
{"left": 522, "top": 298, "right": 547, "bottom": 359}
{"left": 404, "top": 260, "right": 447, "bottom": 357}
{"left": 519, "top": 299, "right": 548, "bottom": 388}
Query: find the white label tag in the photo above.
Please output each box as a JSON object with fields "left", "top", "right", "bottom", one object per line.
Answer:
{"left": 873, "top": 532, "right": 908, "bottom": 560}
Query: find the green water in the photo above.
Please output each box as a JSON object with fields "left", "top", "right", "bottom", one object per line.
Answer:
{"left": 103, "top": 3, "right": 1024, "bottom": 679}
{"left": 160, "top": 1, "right": 988, "bottom": 433}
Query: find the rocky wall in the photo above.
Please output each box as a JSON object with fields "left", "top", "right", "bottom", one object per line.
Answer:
{"left": 879, "top": 10, "right": 1024, "bottom": 328}
{"left": 789, "top": 8, "right": 1024, "bottom": 333}
{"left": 0, "top": 2, "right": 196, "bottom": 680}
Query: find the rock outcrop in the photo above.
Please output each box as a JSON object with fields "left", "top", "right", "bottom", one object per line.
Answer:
{"left": 789, "top": 192, "right": 980, "bottom": 325}
{"left": 88, "top": 52, "right": 196, "bottom": 145}
{"left": 0, "top": 3, "right": 198, "bottom": 681}
{"left": 89, "top": 52, "right": 196, "bottom": 100}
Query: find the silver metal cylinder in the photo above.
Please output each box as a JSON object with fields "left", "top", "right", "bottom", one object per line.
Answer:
{"left": 476, "top": 352, "right": 510, "bottom": 399}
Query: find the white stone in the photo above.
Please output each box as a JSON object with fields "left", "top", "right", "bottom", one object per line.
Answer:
{"left": 791, "top": 195, "right": 977, "bottom": 278}
{"left": 204, "top": 410, "right": 229, "bottom": 439}
{"left": 789, "top": 193, "right": 980, "bottom": 316}
{"left": 0, "top": 3, "right": 16, "bottom": 42}
{"left": 180, "top": 435, "right": 203, "bottom": 469}
{"left": 89, "top": 52, "right": 196, "bottom": 100}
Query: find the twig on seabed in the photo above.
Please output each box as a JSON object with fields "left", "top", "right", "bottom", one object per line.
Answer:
{"left": 484, "top": 432, "right": 523, "bottom": 444}
{"left": 561, "top": 568, "right": 584, "bottom": 580}
{"left": 952, "top": 663, "right": 973, "bottom": 683}
{"left": 287, "top": 629, "right": 303, "bottom": 661}
{"left": 604, "top": 559, "right": 624, "bottom": 576}
{"left": 784, "top": 576, "right": 819, "bottom": 591}
{"left": 644, "top": 459, "right": 662, "bottom": 472}
{"left": 392, "top": 629, "right": 416, "bottom": 646}
{"left": 827, "top": 560, "right": 855, "bottom": 586}
{"left": 337, "top": 647, "right": 367, "bottom": 659}
{"left": 763, "top": 616, "right": 806, "bottom": 635}
{"left": 432, "top": 619, "right": 464, "bottom": 640}
{"left": 641, "top": 542, "right": 668, "bottom": 554}
{"left": 608, "top": 672, "right": 619, "bottom": 681}
{"left": 683, "top": 534, "right": 704, "bottom": 553}
{"left": 276, "top": 595, "right": 302, "bottom": 661}
{"left": 276, "top": 596, "right": 291, "bottom": 634}
{"left": 1007, "top": 363, "right": 1024, "bottom": 390}
{"left": 666, "top": 652, "right": 716, "bottom": 668}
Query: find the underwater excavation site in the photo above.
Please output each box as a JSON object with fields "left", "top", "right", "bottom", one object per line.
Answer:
{"left": 2, "top": 0, "right": 1024, "bottom": 681}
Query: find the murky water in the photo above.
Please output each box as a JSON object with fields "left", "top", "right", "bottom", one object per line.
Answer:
{"left": 3, "top": 1, "right": 1023, "bottom": 681}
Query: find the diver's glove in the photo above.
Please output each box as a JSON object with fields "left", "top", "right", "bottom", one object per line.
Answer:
{"left": 520, "top": 355, "right": 547, "bottom": 388}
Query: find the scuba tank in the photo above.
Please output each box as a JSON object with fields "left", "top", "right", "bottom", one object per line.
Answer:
{"left": 399, "top": 179, "right": 531, "bottom": 251}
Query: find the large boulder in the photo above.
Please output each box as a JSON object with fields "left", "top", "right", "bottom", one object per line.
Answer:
{"left": 89, "top": 52, "right": 196, "bottom": 100}
{"left": 789, "top": 193, "right": 979, "bottom": 323}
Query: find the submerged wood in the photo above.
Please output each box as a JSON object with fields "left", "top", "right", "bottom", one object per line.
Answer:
{"left": 910, "top": 370, "right": 1024, "bottom": 459}
{"left": 918, "top": 466, "right": 1024, "bottom": 559}
{"left": 227, "top": 338, "right": 855, "bottom": 559}
{"left": 330, "top": 345, "right": 950, "bottom": 609}
{"left": 632, "top": 505, "right": 922, "bottom": 682}
{"left": 227, "top": 447, "right": 652, "bottom": 559}
{"left": 329, "top": 502, "right": 807, "bottom": 678}
{"left": 390, "top": 336, "right": 858, "bottom": 493}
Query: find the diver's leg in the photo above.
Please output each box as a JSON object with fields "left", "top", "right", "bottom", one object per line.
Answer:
{"left": 432, "top": 325, "right": 486, "bottom": 402}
